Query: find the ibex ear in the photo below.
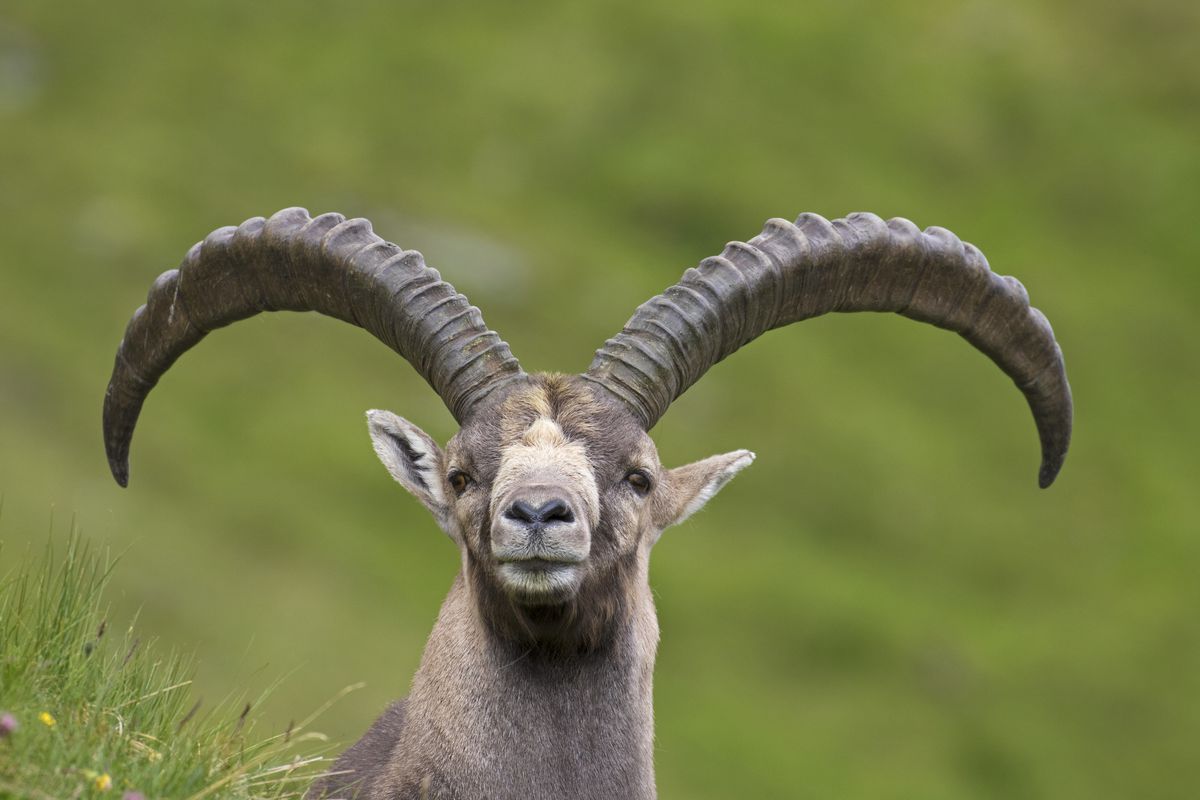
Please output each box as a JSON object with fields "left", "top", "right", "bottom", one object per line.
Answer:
{"left": 367, "top": 410, "right": 449, "bottom": 521}
{"left": 654, "top": 449, "right": 756, "bottom": 532}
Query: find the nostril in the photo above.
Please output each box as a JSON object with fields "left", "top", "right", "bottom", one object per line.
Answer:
{"left": 504, "top": 498, "right": 575, "bottom": 526}
{"left": 537, "top": 499, "right": 574, "bottom": 524}
{"left": 505, "top": 500, "right": 539, "bottom": 524}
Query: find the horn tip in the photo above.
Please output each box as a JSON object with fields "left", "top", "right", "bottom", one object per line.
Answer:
{"left": 103, "top": 387, "right": 133, "bottom": 487}
{"left": 1037, "top": 458, "right": 1063, "bottom": 489}
{"left": 109, "top": 458, "right": 130, "bottom": 488}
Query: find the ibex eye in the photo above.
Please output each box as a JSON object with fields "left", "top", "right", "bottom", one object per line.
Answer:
{"left": 624, "top": 469, "right": 653, "bottom": 495}
{"left": 447, "top": 470, "right": 471, "bottom": 495}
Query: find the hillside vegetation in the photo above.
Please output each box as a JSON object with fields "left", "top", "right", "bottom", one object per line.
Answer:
{"left": 0, "top": 535, "right": 329, "bottom": 798}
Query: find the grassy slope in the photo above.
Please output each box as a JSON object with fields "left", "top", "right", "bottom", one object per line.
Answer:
{"left": 0, "top": 1, "right": 1197, "bottom": 798}
{"left": 0, "top": 536, "right": 329, "bottom": 798}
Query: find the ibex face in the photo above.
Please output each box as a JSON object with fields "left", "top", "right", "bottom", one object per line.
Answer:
{"left": 102, "top": 207, "right": 1073, "bottom": 798}
{"left": 367, "top": 372, "right": 752, "bottom": 647}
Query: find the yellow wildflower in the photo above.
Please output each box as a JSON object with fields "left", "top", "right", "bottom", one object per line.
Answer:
{"left": 38, "top": 711, "right": 56, "bottom": 727}
{"left": 95, "top": 773, "right": 113, "bottom": 791}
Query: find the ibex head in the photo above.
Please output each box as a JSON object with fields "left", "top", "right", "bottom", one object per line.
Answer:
{"left": 104, "top": 208, "right": 1072, "bottom": 652}
{"left": 365, "top": 372, "right": 752, "bottom": 648}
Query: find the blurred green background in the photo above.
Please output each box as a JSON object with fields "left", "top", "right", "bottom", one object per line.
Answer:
{"left": 1, "top": 0, "right": 1197, "bottom": 797}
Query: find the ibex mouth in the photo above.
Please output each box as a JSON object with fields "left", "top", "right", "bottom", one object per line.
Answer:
{"left": 496, "top": 559, "right": 583, "bottom": 602}
{"left": 492, "top": 543, "right": 588, "bottom": 567}
{"left": 498, "top": 557, "right": 578, "bottom": 569}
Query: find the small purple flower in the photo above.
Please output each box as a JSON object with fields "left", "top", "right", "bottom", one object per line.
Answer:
{"left": 122, "top": 792, "right": 146, "bottom": 800}
{"left": 0, "top": 712, "right": 17, "bottom": 738}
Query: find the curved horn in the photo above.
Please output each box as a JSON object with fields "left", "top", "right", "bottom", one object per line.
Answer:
{"left": 104, "top": 207, "right": 524, "bottom": 486}
{"left": 584, "top": 212, "right": 1072, "bottom": 488}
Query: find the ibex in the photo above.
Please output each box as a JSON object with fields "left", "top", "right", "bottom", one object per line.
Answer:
{"left": 103, "top": 207, "right": 1072, "bottom": 799}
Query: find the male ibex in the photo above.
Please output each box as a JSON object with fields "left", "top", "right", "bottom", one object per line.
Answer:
{"left": 103, "top": 207, "right": 1071, "bottom": 799}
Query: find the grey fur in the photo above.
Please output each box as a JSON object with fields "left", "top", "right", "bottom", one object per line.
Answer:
{"left": 310, "top": 569, "right": 658, "bottom": 799}
{"left": 102, "top": 209, "right": 1074, "bottom": 800}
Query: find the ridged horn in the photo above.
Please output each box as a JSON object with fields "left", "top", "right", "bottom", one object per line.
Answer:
{"left": 103, "top": 207, "right": 524, "bottom": 486}
{"left": 584, "top": 212, "right": 1072, "bottom": 488}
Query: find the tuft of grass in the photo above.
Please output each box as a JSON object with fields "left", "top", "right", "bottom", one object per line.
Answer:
{"left": 0, "top": 533, "right": 336, "bottom": 799}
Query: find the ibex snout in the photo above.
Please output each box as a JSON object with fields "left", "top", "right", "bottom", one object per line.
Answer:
{"left": 491, "top": 481, "right": 593, "bottom": 603}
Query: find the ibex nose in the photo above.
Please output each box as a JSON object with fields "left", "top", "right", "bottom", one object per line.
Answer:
{"left": 505, "top": 498, "right": 575, "bottom": 527}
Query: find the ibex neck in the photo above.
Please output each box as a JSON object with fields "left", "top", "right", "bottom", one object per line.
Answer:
{"left": 389, "top": 572, "right": 659, "bottom": 799}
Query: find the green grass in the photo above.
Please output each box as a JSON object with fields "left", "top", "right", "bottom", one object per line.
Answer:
{"left": 0, "top": 533, "right": 331, "bottom": 799}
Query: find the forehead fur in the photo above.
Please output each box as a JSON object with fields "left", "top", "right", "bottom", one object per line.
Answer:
{"left": 498, "top": 375, "right": 605, "bottom": 441}
{"left": 453, "top": 374, "right": 649, "bottom": 480}
{"left": 521, "top": 417, "right": 567, "bottom": 448}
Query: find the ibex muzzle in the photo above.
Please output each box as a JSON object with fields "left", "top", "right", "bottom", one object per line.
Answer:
{"left": 490, "top": 417, "right": 597, "bottom": 602}
{"left": 103, "top": 208, "right": 1072, "bottom": 799}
